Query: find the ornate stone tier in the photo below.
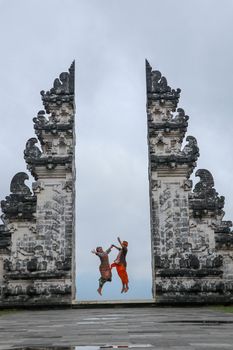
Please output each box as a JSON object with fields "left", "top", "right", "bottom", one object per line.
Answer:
{"left": 0, "top": 225, "right": 11, "bottom": 249}
{"left": 148, "top": 120, "right": 188, "bottom": 133}
{"left": 24, "top": 136, "right": 73, "bottom": 179}
{"left": 216, "top": 233, "right": 233, "bottom": 249}
{"left": 150, "top": 136, "right": 199, "bottom": 177}
{"left": 34, "top": 123, "right": 73, "bottom": 132}
{"left": 1, "top": 194, "right": 36, "bottom": 221}
{"left": 215, "top": 221, "right": 233, "bottom": 249}
{"left": 154, "top": 253, "right": 223, "bottom": 270}
{"left": 25, "top": 154, "right": 72, "bottom": 167}
{"left": 151, "top": 153, "right": 199, "bottom": 169}
{"left": 40, "top": 61, "right": 75, "bottom": 114}
{"left": 155, "top": 280, "right": 229, "bottom": 296}
{"left": 189, "top": 169, "right": 225, "bottom": 217}
{"left": 1, "top": 172, "right": 36, "bottom": 221}
{"left": 4, "top": 271, "right": 69, "bottom": 279}
{"left": 157, "top": 269, "right": 223, "bottom": 278}
{"left": 215, "top": 221, "right": 233, "bottom": 233}
{"left": 25, "top": 157, "right": 72, "bottom": 179}
{"left": 2, "top": 283, "right": 71, "bottom": 299}
{"left": 34, "top": 116, "right": 73, "bottom": 146}
{"left": 24, "top": 63, "right": 75, "bottom": 182}
{"left": 148, "top": 108, "right": 189, "bottom": 131}
{"left": 146, "top": 59, "right": 181, "bottom": 108}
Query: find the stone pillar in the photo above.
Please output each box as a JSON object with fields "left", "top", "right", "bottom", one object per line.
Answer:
{"left": 146, "top": 60, "right": 233, "bottom": 303}
{"left": 146, "top": 60, "right": 199, "bottom": 299}
{"left": 0, "top": 62, "right": 76, "bottom": 306}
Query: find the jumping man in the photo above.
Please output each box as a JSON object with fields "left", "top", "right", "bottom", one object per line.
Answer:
{"left": 111, "top": 237, "right": 129, "bottom": 293}
{"left": 91, "top": 246, "right": 112, "bottom": 296}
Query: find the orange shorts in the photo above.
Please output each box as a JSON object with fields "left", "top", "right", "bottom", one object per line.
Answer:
{"left": 111, "top": 263, "right": 128, "bottom": 284}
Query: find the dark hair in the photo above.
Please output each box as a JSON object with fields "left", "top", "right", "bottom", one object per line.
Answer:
{"left": 96, "top": 246, "right": 102, "bottom": 252}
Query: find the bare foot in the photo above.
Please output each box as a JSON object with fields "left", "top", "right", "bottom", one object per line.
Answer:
{"left": 97, "top": 288, "right": 102, "bottom": 296}
{"left": 124, "top": 287, "right": 129, "bottom": 293}
{"left": 121, "top": 287, "right": 125, "bottom": 293}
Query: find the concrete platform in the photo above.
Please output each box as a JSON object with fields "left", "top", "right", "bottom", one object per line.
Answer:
{"left": 0, "top": 306, "right": 233, "bottom": 349}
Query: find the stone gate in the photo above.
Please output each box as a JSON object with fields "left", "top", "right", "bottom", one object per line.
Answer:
{"left": 0, "top": 61, "right": 232, "bottom": 306}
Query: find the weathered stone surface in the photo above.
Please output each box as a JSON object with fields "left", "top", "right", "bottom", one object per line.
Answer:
{"left": 0, "top": 62, "right": 76, "bottom": 306}
{"left": 0, "top": 225, "right": 11, "bottom": 249}
{"left": 146, "top": 60, "right": 233, "bottom": 304}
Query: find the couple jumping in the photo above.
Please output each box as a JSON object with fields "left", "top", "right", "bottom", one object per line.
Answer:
{"left": 91, "top": 237, "right": 129, "bottom": 296}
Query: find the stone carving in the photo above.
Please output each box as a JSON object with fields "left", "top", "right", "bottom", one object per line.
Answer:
{"left": 194, "top": 169, "right": 215, "bottom": 193}
{"left": 1, "top": 172, "right": 36, "bottom": 221}
{"left": 24, "top": 138, "right": 43, "bottom": 179}
{"left": 182, "top": 179, "right": 193, "bottom": 191}
{"left": 151, "top": 180, "right": 161, "bottom": 191}
{"left": 146, "top": 59, "right": 181, "bottom": 106}
{"left": 182, "top": 136, "right": 199, "bottom": 160}
{"left": 50, "top": 64, "right": 74, "bottom": 95}
{"left": 10, "top": 172, "right": 31, "bottom": 195}
{"left": 189, "top": 169, "right": 225, "bottom": 215}
{"left": 149, "top": 133, "right": 168, "bottom": 154}
{"left": 173, "top": 108, "right": 189, "bottom": 123}
{"left": 63, "top": 180, "right": 73, "bottom": 192}
{"left": 216, "top": 231, "right": 233, "bottom": 249}
{"left": 214, "top": 220, "right": 233, "bottom": 249}
{"left": 148, "top": 108, "right": 189, "bottom": 135}
{"left": 24, "top": 138, "right": 42, "bottom": 160}
{"left": 151, "top": 70, "right": 170, "bottom": 93}
{"left": 0, "top": 224, "right": 11, "bottom": 249}
{"left": 32, "top": 181, "right": 45, "bottom": 194}
{"left": 40, "top": 61, "right": 75, "bottom": 114}
{"left": 33, "top": 110, "right": 48, "bottom": 127}
{"left": 150, "top": 132, "right": 200, "bottom": 172}
{"left": 7, "top": 223, "right": 17, "bottom": 233}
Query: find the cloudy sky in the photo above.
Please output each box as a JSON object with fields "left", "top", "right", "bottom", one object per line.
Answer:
{"left": 0, "top": 0, "right": 232, "bottom": 301}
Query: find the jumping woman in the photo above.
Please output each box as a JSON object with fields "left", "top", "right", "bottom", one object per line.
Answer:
{"left": 91, "top": 245, "right": 113, "bottom": 296}
{"left": 111, "top": 237, "right": 129, "bottom": 293}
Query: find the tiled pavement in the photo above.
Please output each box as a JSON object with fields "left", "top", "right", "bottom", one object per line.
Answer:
{"left": 0, "top": 306, "right": 233, "bottom": 349}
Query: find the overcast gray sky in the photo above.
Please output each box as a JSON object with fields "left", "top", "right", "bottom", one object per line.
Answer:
{"left": 0, "top": 0, "right": 232, "bottom": 301}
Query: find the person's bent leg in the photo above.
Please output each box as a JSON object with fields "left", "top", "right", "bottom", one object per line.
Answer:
{"left": 116, "top": 265, "right": 129, "bottom": 293}
{"left": 111, "top": 262, "right": 117, "bottom": 269}
{"left": 97, "top": 277, "right": 106, "bottom": 295}
{"left": 123, "top": 270, "right": 129, "bottom": 292}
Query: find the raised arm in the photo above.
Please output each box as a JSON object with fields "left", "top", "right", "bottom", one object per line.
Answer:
{"left": 111, "top": 244, "right": 121, "bottom": 250}
{"left": 117, "top": 237, "right": 123, "bottom": 247}
{"left": 106, "top": 245, "right": 113, "bottom": 254}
